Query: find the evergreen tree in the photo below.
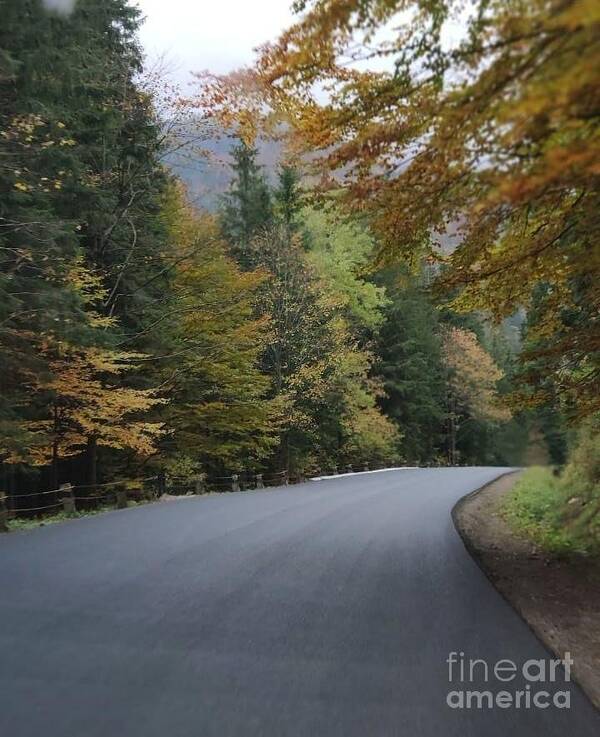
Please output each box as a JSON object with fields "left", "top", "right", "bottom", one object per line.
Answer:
{"left": 220, "top": 143, "right": 272, "bottom": 266}
{"left": 512, "top": 286, "right": 571, "bottom": 465}
{"left": 375, "top": 271, "right": 447, "bottom": 463}
{"left": 221, "top": 154, "right": 399, "bottom": 471}
{"left": 0, "top": 0, "right": 168, "bottom": 486}
{"left": 274, "top": 165, "right": 302, "bottom": 233}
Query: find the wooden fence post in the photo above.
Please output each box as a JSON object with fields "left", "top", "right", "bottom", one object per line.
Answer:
{"left": 115, "top": 486, "right": 128, "bottom": 509}
{"left": 231, "top": 474, "right": 240, "bottom": 492}
{"left": 363, "top": 462, "right": 370, "bottom": 472}
{"left": 255, "top": 474, "right": 264, "bottom": 489}
{"left": 346, "top": 464, "right": 353, "bottom": 475}
{"left": 194, "top": 474, "right": 206, "bottom": 495}
{"left": 0, "top": 494, "right": 8, "bottom": 533}
{"left": 157, "top": 472, "right": 167, "bottom": 497}
{"left": 60, "top": 483, "right": 75, "bottom": 516}
{"left": 331, "top": 465, "right": 338, "bottom": 476}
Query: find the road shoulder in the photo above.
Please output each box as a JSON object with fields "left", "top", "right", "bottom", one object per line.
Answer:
{"left": 453, "top": 472, "right": 600, "bottom": 709}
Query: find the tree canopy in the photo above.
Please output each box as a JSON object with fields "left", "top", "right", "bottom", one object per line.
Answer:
{"left": 0, "top": 0, "right": 547, "bottom": 499}
{"left": 198, "top": 0, "right": 600, "bottom": 419}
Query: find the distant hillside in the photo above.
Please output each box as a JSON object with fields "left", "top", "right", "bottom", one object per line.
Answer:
{"left": 161, "top": 121, "right": 283, "bottom": 211}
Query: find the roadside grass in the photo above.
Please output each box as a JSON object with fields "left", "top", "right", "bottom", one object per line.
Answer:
{"left": 502, "top": 466, "right": 600, "bottom": 556}
{"left": 7, "top": 500, "right": 150, "bottom": 532}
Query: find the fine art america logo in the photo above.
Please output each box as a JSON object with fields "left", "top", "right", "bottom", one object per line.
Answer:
{"left": 446, "top": 651, "right": 573, "bottom": 710}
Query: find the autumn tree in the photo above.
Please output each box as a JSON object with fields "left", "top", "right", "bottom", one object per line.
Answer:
{"left": 19, "top": 345, "right": 164, "bottom": 488}
{"left": 157, "top": 183, "right": 279, "bottom": 474}
{"left": 199, "top": 0, "right": 600, "bottom": 419}
{"left": 303, "top": 205, "right": 387, "bottom": 336}
{"left": 220, "top": 155, "right": 399, "bottom": 470}
{"left": 443, "top": 327, "right": 510, "bottom": 464}
{"left": 302, "top": 204, "right": 400, "bottom": 466}
{"left": 251, "top": 223, "right": 399, "bottom": 470}
{"left": 250, "top": 224, "right": 340, "bottom": 468}
{"left": 0, "top": 0, "right": 171, "bottom": 489}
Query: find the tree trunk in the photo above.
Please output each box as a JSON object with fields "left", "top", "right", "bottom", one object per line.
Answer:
{"left": 51, "top": 403, "right": 59, "bottom": 490}
{"left": 87, "top": 436, "right": 98, "bottom": 492}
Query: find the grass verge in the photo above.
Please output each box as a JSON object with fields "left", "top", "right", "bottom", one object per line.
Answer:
{"left": 7, "top": 500, "right": 150, "bottom": 532}
{"left": 502, "top": 466, "right": 600, "bottom": 556}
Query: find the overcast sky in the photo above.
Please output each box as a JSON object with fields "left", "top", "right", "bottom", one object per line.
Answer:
{"left": 135, "top": 0, "right": 297, "bottom": 88}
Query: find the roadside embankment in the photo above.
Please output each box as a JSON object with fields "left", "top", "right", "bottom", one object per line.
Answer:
{"left": 454, "top": 471, "right": 600, "bottom": 709}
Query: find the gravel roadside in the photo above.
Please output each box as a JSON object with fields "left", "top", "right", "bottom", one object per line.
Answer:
{"left": 453, "top": 472, "right": 600, "bottom": 709}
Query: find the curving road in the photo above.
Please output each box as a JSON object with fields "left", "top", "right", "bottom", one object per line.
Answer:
{"left": 0, "top": 467, "right": 598, "bottom": 736}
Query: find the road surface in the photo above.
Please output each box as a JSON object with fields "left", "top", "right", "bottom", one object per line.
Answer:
{"left": 1, "top": 467, "right": 598, "bottom": 736}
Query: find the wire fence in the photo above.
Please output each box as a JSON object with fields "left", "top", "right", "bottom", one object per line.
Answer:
{"left": 0, "top": 475, "right": 160, "bottom": 524}
{"left": 0, "top": 461, "right": 393, "bottom": 531}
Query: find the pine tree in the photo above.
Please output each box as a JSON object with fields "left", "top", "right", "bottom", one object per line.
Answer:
{"left": 0, "top": 0, "right": 168, "bottom": 485}
{"left": 274, "top": 165, "right": 302, "bottom": 233}
{"left": 220, "top": 142, "right": 272, "bottom": 266}
{"left": 375, "top": 271, "right": 446, "bottom": 463}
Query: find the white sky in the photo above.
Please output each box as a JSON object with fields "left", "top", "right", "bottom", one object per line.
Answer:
{"left": 135, "top": 0, "right": 297, "bottom": 88}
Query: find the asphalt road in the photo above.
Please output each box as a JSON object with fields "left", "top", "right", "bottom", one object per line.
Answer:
{"left": 1, "top": 467, "right": 598, "bottom": 736}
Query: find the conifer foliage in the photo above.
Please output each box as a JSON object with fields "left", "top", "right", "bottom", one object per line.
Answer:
{"left": 1, "top": 0, "right": 516, "bottom": 498}
{"left": 199, "top": 0, "right": 600, "bottom": 420}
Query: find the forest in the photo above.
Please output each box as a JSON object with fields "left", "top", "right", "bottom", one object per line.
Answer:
{"left": 0, "top": 0, "right": 597, "bottom": 518}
